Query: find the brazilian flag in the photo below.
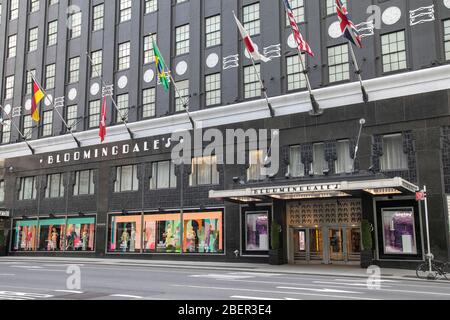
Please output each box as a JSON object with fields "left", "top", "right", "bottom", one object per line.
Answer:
{"left": 152, "top": 39, "right": 170, "bottom": 92}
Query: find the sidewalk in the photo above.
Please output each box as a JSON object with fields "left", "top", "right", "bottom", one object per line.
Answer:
{"left": 0, "top": 256, "right": 446, "bottom": 283}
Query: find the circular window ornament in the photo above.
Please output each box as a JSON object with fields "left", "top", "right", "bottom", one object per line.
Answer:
{"left": 382, "top": 7, "right": 402, "bottom": 26}
{"left": 444, "top": 0, "right": 450, "bottom": 9}
{"left": 143, "top": 69, "right": 155, "bottom": 83}
{"left": 206, "top": 53, "right": 219, "bottom": 68}
{"left": 176, "top": 61, "right": 188, "bottom": 76}
{"left": 68, "top": 88, "right": 77, "bottom": 101}
{"left": 328, "top": 21, "right": 342, "bottom": 39}
{"left": 25, "top": 99, "right": 32, "bottom": 111}
{"left": 45, "top": 94, "right": 53, "bottom": 106}
{"left": 287, "top": 34, "right": 297, "bottom": 49}
{"left": 118, "top": 75, "right": 128, "bottom": 89}
{"left": 90, "top": 83, "right": 100, "bottom": 96}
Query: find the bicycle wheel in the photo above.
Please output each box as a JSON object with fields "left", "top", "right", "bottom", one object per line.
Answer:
{"left": 416, "top": 263, "right": 438, "bottom": 280}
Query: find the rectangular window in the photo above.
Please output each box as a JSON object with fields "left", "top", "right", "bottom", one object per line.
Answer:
{"left": 190, "top": 156, "right": 219, "bottom": 187}
{"left": 328, "top": 44, "right": 349, "bottom": 83}
{"left": 28, "top": 27, "right": 38, "bottom": 52}
{"left": 445, "top": 20, "right": 450, "bottom": 61}
{"left": 289, "top": 145, "right": 304, "bottom": 177}
{"left": 244, "top": 64, "right": 261, "bottom": 99}
{"left": 143, "top": 34, "right": 156, "bottom": 64}
{"left": 119, "top": 0, "right": 132, "bottom": 22}
{"left": 145, "top": 0, "right": 158, "bottom": 14}
{"left": 30, "top": 0, "right": 39, "bottom": 12}
{"left": 66, "top": 105, "right": 78, "bottom": 131}
{"left": 5, "top": 75, "right": 14, "bottom": 100}
{"left": 286, "top": 55, "right": 306, "bottom": 91}
{"left": 118, "top": 42, "right": 131, "bottom": 70}
{"left": 116, "top": 93, "right": 129, "bottom": 123}
{"left": 0, "top": 180, "right": 5, "bottom": 202}
{"left": 247, "top": 150, "right": 266, "bottom": 181}
{"left": 68, "top": 56, "right": 80, "bottom": 83}
{"left": 108, "top": 214, "right": 142, "bottom": 252}
{"left": 92, "top": 4, "right": 104, "bottom": 31}
{"left": 26, "top": 70, "right": 36, "bottom": 95}
{"left": 380, "top": 134, "right": 408, "bottom": 171}
{"left": 1, "top": 120, "right": 11, "bottom": 144}
{"left": 65, "top": 217, "right": 96, "bottom": 251}
{"left": 175, "top": 80, "right": 189, "bottom": 112}
{"left": 175, "top": 24, "right": 190, "bottom": 55}
{"left": 382, "top": 208, "right": 417, "bottom": 255}
{"left": 114, "top": 165, "right": 139, "bottom": 192}
{"left": 19, "top": 176, "right": 37, "bottom": 200}
{"left": 243, "top": 3, "right": 260, "bottom": 36}
{"left": 42, "top": 110, "right": 53, "bottom": 137}
{"left": 10, "top": 0, "right": 19, "bottom": 20}
{"left": 313, "top": 143, "right": 326, "bottom": 175}
{"left": 68, "top": 11, "right": 82, "bottom": 39}
{"left": 205, "top": 73, "right": 221, "bottom": 106}
{"left": 47, "top": 20, "right": 58, "bottom": 46}
{"left": 326, "top": 0, "right": 346, "bottom": 15}
{"left": 335, "top": 140, "right": 353, "bottom": 174}
{"left": 142, "top": 88, "right": 156, "bottom": 118}
{"left": 90, "top": 50, "right": 102, "bottom": 78}
{"left": 143, "top": 213, "right": 181, "bottom": 253}
{"left": 45, "top": 64, "right": 56, "bottom": 89}
{"left": 245, "top": 211, "right": 269, "bottom": 251}
{"left": 286, "top": 0, "right": 304, "bottom": 25}
{"left": 37, "top": 218, "right": 66, "bottom": 251}
{"left": 206, "top": 15, "right": 221, "bottom": 47}
{"left": 22, "top": 115, "right": 33, "bottom": 139}
{"left": 381, "top": 30, "right": 407, "bottom": 73}
{"left": 88, "top": 100, "right": 101, "bottom": 129}
{"left": 12, "top": 220, "right": 38, "bottom": 251}
{"left": 45, "top": 173, "right": 65, "bottom": 198}
{"left": 183, "top": 211, "right": 224, "bottom": 253}
{"left": 74, "top": 170, "right": 95, "bottom": 196}
{"left": 8, "top": 34, "right": 17, "bottom": 58}
{"left": 150, "top": 161, "right": 177, "bottom": 190}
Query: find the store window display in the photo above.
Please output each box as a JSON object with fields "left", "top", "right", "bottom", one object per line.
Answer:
{"left": 65, "top": 217, "right": 96, "bottom": 251}
{"left": 245, "top": 212, "right": 268, "bottom": 251}
{"left": 12, "top": 220, "right": 38, "bottom": 251}
{"left": 38, "top": 219, "right": 66, "bottom": 251}
{"left": 143, "top": 214, "right": 181, "bottom": 253}
{"left": 382, "top": 208, "right": 417, "bottom": 255}
{"left": 108, "top": 215, "right": 142, "bottom": 253}
{"left": 182, "top": 212, "right": 223, "bottom": 253}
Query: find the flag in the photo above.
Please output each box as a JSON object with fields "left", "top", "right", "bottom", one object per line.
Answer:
{"left": 336, "top": 0, "right": 362, "bottom": 48}
{"left": 416, "top": 191, "right": 426, "bottom": 202}
{"left": 99, "top": 95, "right": 107, "bottom": 142}
{"left": 233, "top": 12, "right": 270, "bottom": 63}
{"left": 282, "top": 0, "right": 314, "bottom": 57}
{"left": 31, "top": 79, "right": 45, "bottom": 122}
{"left": 152, "top": 38, "right": 170, "bottom": 92}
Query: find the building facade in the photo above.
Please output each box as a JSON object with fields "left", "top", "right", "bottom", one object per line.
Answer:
{"left": 0, "top": 0, "right": 449, "bottom": 268}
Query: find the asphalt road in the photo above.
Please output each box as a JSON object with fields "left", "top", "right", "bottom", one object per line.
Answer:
{"left": 0, "top": 258, "right": 449, "bottom": 300}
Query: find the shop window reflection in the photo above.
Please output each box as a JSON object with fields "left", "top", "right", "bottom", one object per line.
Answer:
{"left": 182, "top": 212, "right": 223, "bottom": 254}
{"left": 108, "top": 215, "right": 142, "bottom": 253}
{"left": 144, "top": 214, "right": 181, "bottom": 253}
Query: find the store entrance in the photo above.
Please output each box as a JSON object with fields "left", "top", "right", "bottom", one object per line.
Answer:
{"left": 0, "top": 218, "right": 8, "bottom": 255}
{"left": 291, "top": 226, "right": 361, "bottom": 264}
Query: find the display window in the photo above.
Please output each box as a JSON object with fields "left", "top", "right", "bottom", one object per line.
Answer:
{"left": 65, "top": 217, "right": 96, "bottom": 251}
{"left": 382, "top": 208, "right": 417, "bottom": 255}
{"left": 108, "top": 215, "right": 142, "bottom": 253}
{"left": 143, "top": 214, "right": 181, "bottom": 253}
{"left": 38, "top": 219, "right": 66, "bottom": 251}
{"left": 245, "top": 212, "right": 269, "bottom": 251}
{"left": 182, "top": 212, "right": 223, "bottom": 253}
{"left": 12, "top": 220, "right": 38, "bottom": 252}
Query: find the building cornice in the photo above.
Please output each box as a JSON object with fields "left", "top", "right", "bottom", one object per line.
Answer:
{"left": 1, "top": 65, "right": 450, "bottom": 159}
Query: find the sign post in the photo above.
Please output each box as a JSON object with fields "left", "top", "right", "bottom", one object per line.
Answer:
{"left": 417, "top": 186, "right": 432, "bottom": 273}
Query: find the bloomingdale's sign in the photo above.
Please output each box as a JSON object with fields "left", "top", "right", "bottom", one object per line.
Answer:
{"left": 251, "top": 183, "right": 342, "bottom": 196}
{"left": 40, "top": 136, "right": 173, "bottom": 165}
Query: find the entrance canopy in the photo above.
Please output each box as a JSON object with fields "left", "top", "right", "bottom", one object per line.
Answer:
{"left": 209, "top": 177, "right": 419, "bottom": 203}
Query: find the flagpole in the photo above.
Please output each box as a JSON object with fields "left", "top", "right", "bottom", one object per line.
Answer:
{"left": 249, "top": 57, "right": 275, "bottom": 118}
{"left": 29, "top": 72, "right": 81, "bottom": 148}
{"left": 297, "top": 53, "right": 322, "bottom": 116}
{"left": 0, "top": 104, "right": 35, "bottom": 154}
{"left": 85, "top": 52, "right": 134, "bottom": 140}
{"left": 348, "top": 43, "right": 369, "bottom": 103}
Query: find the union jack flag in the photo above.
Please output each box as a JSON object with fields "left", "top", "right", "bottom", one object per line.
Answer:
{"left": 336, "top": 0, "right": 362, "bottom": 48}
{"left": 282, "top": 0, "right": 314, "bottom": 57}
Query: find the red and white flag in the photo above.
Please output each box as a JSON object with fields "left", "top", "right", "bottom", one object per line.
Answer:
{"left": 99, "top": 95, "right": 107, "bottom": 143}
{"left": 233, "top": 12, "right": 270, "bottom": 63}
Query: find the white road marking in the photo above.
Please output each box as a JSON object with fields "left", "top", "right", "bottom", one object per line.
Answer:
{"left": 190, "top": 274, "right": 254, "bottom": 280}
{"left": 0, "top": 291, "right": 54, "bottom": 300}
{"left": 172, "top": 284, "right": 378, "bottom": 300}
{"left": 110, "top": 294, "right": 144, "bottom": 299}
{"left": 54, "top": 290, "right": 84, "bottom": 294}
{"left": 11, "top": 266, "right": 43, "bottom": 269}
{"left": 229, "top": 272, "right": 283, "bottom": 277}
{"left": 231, "top": 295, "right": 285, "bottom": 301}
{"left": 277, "top": 286, "right": 361, "bottom": 294}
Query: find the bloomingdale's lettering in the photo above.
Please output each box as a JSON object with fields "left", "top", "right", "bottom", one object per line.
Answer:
{"left": 251, "top": 184, "right": 341, "bottom": 195}
{"left": 42, "top": 137, "right": 173, "bottom": 165}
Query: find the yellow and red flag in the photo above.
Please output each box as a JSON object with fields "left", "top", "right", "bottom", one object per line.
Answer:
{"left": 31, "top": 79, "right": 45, "bottom": 122}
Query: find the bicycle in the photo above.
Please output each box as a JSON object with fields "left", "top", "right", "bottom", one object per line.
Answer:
{"left": 416, "top": 256, "right": 449, "bottom": 280}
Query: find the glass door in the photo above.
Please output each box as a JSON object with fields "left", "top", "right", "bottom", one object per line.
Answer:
{"left": 328, "top": 228, "right": 344, "bottom": 262}
{"left": 346, "top": 228, "right": 362, "bottom": 261}
{"left": 309, "top": 228, "right": 323, "bottom": 261}
{"left": 293, "top": 229, "right": 307, "bottom": 261}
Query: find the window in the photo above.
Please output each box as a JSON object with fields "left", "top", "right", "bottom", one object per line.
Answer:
{"left": 245, "top": 211, "right": 269, "bottom": 251}
{"left": 116, "top": 93, "right": 129, "bottom": 123}
{"left": 205, "top": 73, "right": 221, "bottom": 106}
{"left": 74, "top": 170, "right": 95, "bottom": 196}
{"left": 142, "top": 88, "right": 156, "bottom": 118}
{"left": 327, "top": 0, "right": 346, "bottom": 15}
{"left": 68, "top": 56, "right": 80, "bottom": 83}
{"left": 175, "top": 80, "right": 189, "bottom": 112}
{"left": 1, "top": 120, "right": 11, "bottom": 144}
{"left": 189, "top": 156, "right": 219, "bottom": 186}
{"left": 28, "top": 27, "right": 38, "bottom": 52}
{"left": 22, "top": 115, "right": 33, "bottom": 139}
{"left": 19, "top": 176, "right": 37, "bottom": 200}
{"left": 289, "top": 145, "right": 304, "bottom": 177}
{"left": 45, "top": 64, "right": 56, "bottom": 89}
{"left": 150, "top": 161, "right": 176, "bottom": 190}
{"left": 88, "top": 100, "right": 101, "bottom": 128}
{"left": 206, "top": 15, "right": 221, "bottom": 47}
{"left": 380, "top": 134, "right": 408, "bottom": 171}
{"left": 119, "top": 0, "right": 132, "bottom": 22}
{"left": 26, "top": 70, "right": 36, "bottom": 95}
{"left": 145, "top": 0, "right": 157, "bottom": 14}
{"left": 244, "top": 64, "right": 261, "bottom": 99}
{"left": 114, "top": 165, "right": 139, "bottom": 192}
{"left": 92, "top": 4, "right": 104, "bottom": 31}
{"left": 42, "top": 110, "right": 53, "bottom": 137}
{"left": 381, "top": 30, "right": 407, "bottom": 73}
{"left": 0, "top": 180, "right": 5, "bottom": 202}
{"left": 12, "top": 220, "right": 38, "bottom": 251}
{"left": 66, "top": 105, "right": 78, "bottom": 131}
{"left": 335, "top": 140, "right": 353, "bottom": 174}
{"left": 8, "top": 34, "right": 17, "bottom": 58}
{"left": 183, "top": 212, "right": 223, "bottom": 253}
{"left": 108, "top": 214, "right": 142, "bottom": 253}
{"left": 47, "top": 20, "right": 58, "bottom": 46}
{"left": 45, "top": 173, "right": 65, "bottom": 198}
{"left": 328, "top": 44, "right": 349, "bottom": 83}
{"left": 143, "top": 34, "right": 156, "bottom": 64}
{"left": 68, "top": 10, "right": 82, "bottom": 39}
{"left": 175, "top": 24, "right": 190, "bottom": 55}
{"left": 247, "top": 150, "right": 266, "bottom": 181}
{"left": 143, "top": 213, "right": 181, "bottom": 253}
{"left": 445, "top": 20, "right": 450, "bottom": 61}
{"left": 313, "top": 143, "right": 326, "bottom": 175}
{"left": 37, "top": 218, "right": 65, "bottom": 251}
{"left": 9, "top": 0, "right": 18, "bottom": 20}
{"left": 118, "top": 42, "right": 131, "bottom": 70}
{"left": 4, "top": 75, "right": 14, "bottom": 100}
{"left": 382, "top": 208, "right": 417, "bottom": 255}
{"left": 286, "top": 55, "right": 306, "bottom": 91}
{"left": 30, "top": 0, "right": 39, "bottom": 12}
{"left": 243, "top": 3, "right": 260, "bottom": 36}
{"left": 90, "top": 50, "right": 102, "bottom": 78}
{"left": 65, "top": 217, "right": 96, "bottom": 251}
{"left": 286, "top": 0, "right": 304, "bottom": 25}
